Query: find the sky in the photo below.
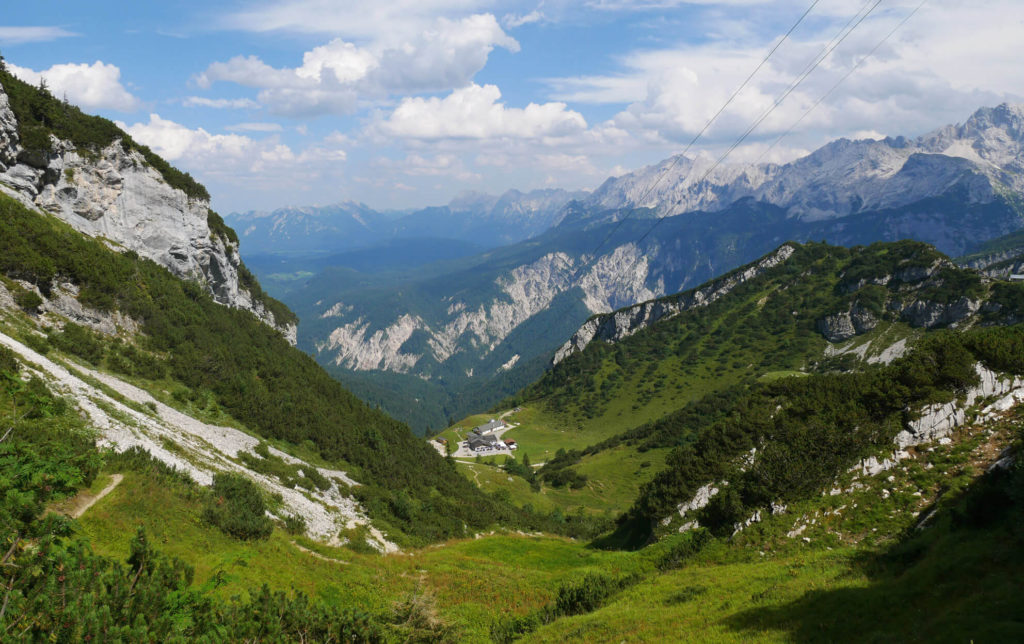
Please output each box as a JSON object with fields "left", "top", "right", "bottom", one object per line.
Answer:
{"left": 1, "top": 0, "right": 1022, "bottom": 214}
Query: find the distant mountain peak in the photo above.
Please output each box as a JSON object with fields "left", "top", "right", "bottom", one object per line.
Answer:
{"left": 577, "top": 102, "right": 1024, "bottom": 225}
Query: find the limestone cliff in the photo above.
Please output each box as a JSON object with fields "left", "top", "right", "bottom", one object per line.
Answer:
{"left": 552, "top": 244, "right": 797, "bottom": 364}
{"left": 0, "top": 82, "right": 295, "bottom": 344}
{"left": 316, "top": 243, "right": 661, "bottom": 373}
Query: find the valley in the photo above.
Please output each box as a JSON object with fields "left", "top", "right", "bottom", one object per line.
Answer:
{"left": 243, "top": 104, "right": 1024, "bottom": 434}
{"left": 2, "top": 19, "right": 1024, "bottom": 642}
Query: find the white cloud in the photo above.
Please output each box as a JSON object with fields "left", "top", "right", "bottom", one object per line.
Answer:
{"left": 223, "top": 0, "right": 493, "bottom": 37}
{"left": 0, "top": 26, "right": 77, "bottom": 44}
{"left": 503, "top": 10, "right": 545, "bottom": 28}
{"left": 377, "top": 83, "right": 587, "bottom": 140}
{"left": 544, "top": 0, "right": 1024, "bottom": 154}
{"left": 8, "top": 61, "right": 141, "bottom": 112}
{"left": 121, "top": 114, "right": 255, "bottom": 162}
{"left": 225, "top": 122, "right": 283, "bottom": 132}
{"left": 200, "top": 14, "right": 518, "bottom": 115}
{"left": 120, "top": 114, "right": 345, "bottom": 177}
{"left": 183, "top": 96, "right": 260, "bottom": 109}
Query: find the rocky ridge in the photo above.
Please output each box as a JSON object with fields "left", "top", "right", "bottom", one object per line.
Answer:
{"left": 553, "top": 244, "right": 797, "bottom": 364}
{"left": 580, "top": 103, "right": 1024, "bottom": 223}
{"left": 0, "top": 83, "right": 295, "bottom": 344}
{"left": 817, "top": 256, "right": 992, "bottom": 344}
{"left": 316, "top": 243, "right": 661, "bottom": 373}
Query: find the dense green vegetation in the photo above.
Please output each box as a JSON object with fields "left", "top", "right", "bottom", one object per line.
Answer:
{"left": 606, "top": 325, "right": 1024, "bottom": 545}
{"left": 0, "top": 348, "right": 385, "bottom": 641}
{"left": 0, "top": 65, "right": 209, "bottom": 201}
{"left": 514, "top": 241, "right": 987, "bottom": 423}
{"left": 0, "top": 190, "right": 517, "bottom": 543}
{"left": 203, "top": 472, "right": 275, "bottom": 540}
{"left": 468, "top": 241, "right": 1024, "bottom": 532}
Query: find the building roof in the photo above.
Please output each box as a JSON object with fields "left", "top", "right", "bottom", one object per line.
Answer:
{"left": 474, "top": 419, "right": 504, "bottom": 434}
{"left": 468, "top": 433, "right": 502, "bottom": 449}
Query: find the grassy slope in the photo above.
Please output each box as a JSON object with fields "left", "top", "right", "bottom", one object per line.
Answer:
{"left": 527, "top": 411, "right": 1024, "bottom": 642}
{"left": 75, "top": 467, "right": 639, "bottom": 642}
{"left": 0, "top": 190, "right": 517, "bottom": 544}
{"left": 72, "top": 404, "right": 1024, "bottom": 642}
{"left": 442, "top": 242, "right": 965, "bottom": 518}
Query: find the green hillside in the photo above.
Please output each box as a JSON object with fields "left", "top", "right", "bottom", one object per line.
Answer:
{"left": 5, "top": 226, "right": 1024, "bottom": 640}
{"left": 436, "top": 241, "right": 1024, "bottom": 524}
{"left": 0, "top": 190, "right": 524, "bottom": 544}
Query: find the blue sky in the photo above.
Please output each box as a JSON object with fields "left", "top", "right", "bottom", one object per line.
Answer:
{"left": 2, "top": 1, "right": 1022, "bottom": 213}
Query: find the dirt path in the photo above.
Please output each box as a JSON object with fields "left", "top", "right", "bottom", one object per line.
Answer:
{"left": 291, "top": 541, "right": 350, "bottom": 564}
{"left": 70, "top": 474, "right": 124, "bottom": 519}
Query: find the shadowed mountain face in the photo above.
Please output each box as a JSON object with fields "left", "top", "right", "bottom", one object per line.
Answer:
{"left": 259, "top": 105, "right": 1024, "bottom": 433}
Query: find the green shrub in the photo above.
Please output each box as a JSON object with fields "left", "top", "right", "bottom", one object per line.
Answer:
{"left": 21, "top": 333, "right": 50, "bottom": 355}
{"left": 0, "top": 345, "right": 16, "bottom": 373}
{"left": 283, "top": 513, "right": 307, "bottom": 535}
{"left": 207, "top": 209, "right": 239, "bottom": 245}
{"left": 555, "top": 571, "right": 619, "bottom": 616}
{"left": 203, "top": 472, "right": 274, "bottom": 540}
{"left": 48, "top": 322, "right": 105, "bottom": 364}
{"left": 657, "top": 528, "right": 712, "bottom": 570}
{"left": 14, "top": 288, "right": 43, "bottom": 312}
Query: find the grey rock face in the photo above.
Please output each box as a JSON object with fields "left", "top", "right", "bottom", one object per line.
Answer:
{"left": 898, "top": 297, "right": 980, "bottom": 329}
{"left": 553, "top": 244, "right": 796, "bottom": 363}
{"left": 0, "top": 84, "right": 293, "bottom": 343}
{"left": 0, "top": 88, "right": 18, "bottom": 171}
{"left": 817, "top": 303, "right": 878, "bottom": 343}
{"left": 817, "top": 313, "right": 858, "bottom": 343}
{"left": 895, "top": 364, "right": 1024, "bottom": 448}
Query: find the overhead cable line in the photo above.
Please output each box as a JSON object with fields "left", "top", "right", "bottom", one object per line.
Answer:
{"left": 636, "top": 0, "right": 885, "bottom": 245}
{"left": 570, "top": 0, "right": 824, "bottom": 278}
{"left": 756, "top": 0, "right": 930, "bottom": 164}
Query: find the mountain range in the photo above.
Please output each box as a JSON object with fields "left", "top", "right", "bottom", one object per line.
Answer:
{"left": 271, "top": 103, "right": 1024, "bottom": 432}
{"left": 226, "top": 187, "right": 588, "bottom": 257}
{"left": 2, "top": 57, "right": 1024, "bottom": 641}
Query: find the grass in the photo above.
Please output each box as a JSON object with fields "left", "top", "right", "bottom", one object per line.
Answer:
{"left": 63, "top": 402, "right": 1024, "bottom": 642}
{"left": 75, "top": 467, "right": 639, "bottom": 642}
{"left": 757, "top": 370, "right": 807, "bottom": 382}
{"left": 525, "top": 547, "right": 869, "bottom": 643}
{"left": 442, "top": 405, "right": 671, "bottom": 517}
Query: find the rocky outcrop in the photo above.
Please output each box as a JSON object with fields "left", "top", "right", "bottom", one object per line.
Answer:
{"left": 817, "top": 303, "right": 879, "bottom": 343}
{"left": 318, "top": 243, "right": 662, "bottom": 373}
{"left": 896, "top": 296, "right": 980, "bottom": 329}
{"left": 0, "top": 83, "right": 294, "bottom": 344}
{"left": 895, "top": 364, "right": 1024, "bottom": 448}
{"left": 0, "top": 88, "right": 18, "bottom": 171}
{"left": 553, "top": 243, "right": 796, "bottom": 364}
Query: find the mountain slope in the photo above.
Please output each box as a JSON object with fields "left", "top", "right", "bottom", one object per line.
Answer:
{"left": 0, "top": 69, "right": 300, "bottom": 343}
{"left": 430, "top": 241, "right": 1023, "bottom": 527}
{"left": 291, "top": 105, "right": 1024, "bottom": 432}
{"left": 0, "top": 168, "right": 513, "bottom": 545}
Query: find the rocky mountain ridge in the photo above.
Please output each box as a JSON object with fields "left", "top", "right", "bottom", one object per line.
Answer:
{"left": 553, "top": 244, "right": 797, "bottom": 363}
{"left": 276, "top": 103, "right": 1024, "bottom": 432}
{"left": 578, "top": 103, "right": 1024, "bottom": 224}
{"left": 0, "top": 80, "right": 295, "bottom": 343}
{"left": 315, "top": 242, "right": 661, "bottom": 374}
